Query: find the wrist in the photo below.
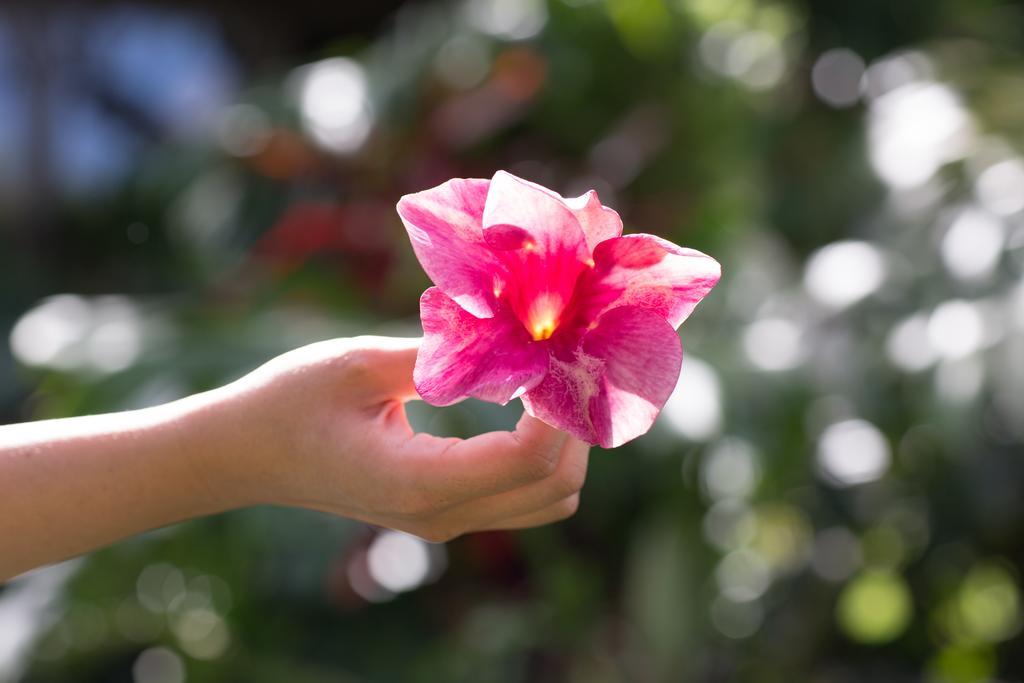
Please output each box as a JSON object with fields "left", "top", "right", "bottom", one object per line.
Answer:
{"left": 159, "top": 382, "right": 275, "bottom": 513}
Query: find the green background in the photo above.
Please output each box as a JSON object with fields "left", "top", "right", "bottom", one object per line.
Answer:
{"left": 2, "top": 0, "right": 1023, "bottom": 681}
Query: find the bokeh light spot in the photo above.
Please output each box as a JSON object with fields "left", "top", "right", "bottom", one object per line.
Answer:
{"left": 976, "top": 158, "right": 1024, "bottom": 216}
{"left": 295, "top": 58, "right": 373, "bottom": 154}
{"left": 941, "top": 207, "right": 1004, "bottom": 282}
{"left": 954, "top": 562, "right": 1021, "bottom": 644}
{"left": 927, "top": 645, "right": 996, "bottom": 683}
{"left": 817, "top": 419, "right": 891, "bottom": 487}
{"left": 434, "top": 35, "right": 492, "bottom": 90}
{"left": 927, "top": 300, "right": 985, "bottom": 360}
{"left": 662, "top": 356, "right": 723, "bottom": 441}
{"left": 710, "top": 595, "right": 763, "bottom": 639}
{"left": 750, "top": 503, "right": 811, "bottom": 574}
{"left": 465, "top": 0, "right": 547, "bottom": 40}
{"left": 836, "top": 570, "right": 912, "bottom": 644}
{"left": 867, "top": 80, "right": 973, "bottom": 189}
{"left": 716, "top": 549, "right": 771, "bottom": 602}
{"left": 172, "top": 608, "right": 230, "bottom": 660}
{"left": 886, "top": 313, "right": 938, "bottom": 373}
{"left": 811, "top": 48, "right": 865, "bottom": 108}
{"left": 131, "top": 647, "right": 185, "bottom": 683}
{"left": 366, "top": 531, "right": 445, "bottom": 594}
{"left": 803, "top": 241, "right": 886, "bottom": 309}
{"left": 702, "top": 437, "right": 761, "bottom": 501}
{"left": 742, "top": 317, "right": 804, "bottom": 371}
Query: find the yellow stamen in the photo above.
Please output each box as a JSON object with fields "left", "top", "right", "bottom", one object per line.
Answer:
{"left": 531, "top": 318, "right": 557, "bottom": 341}
{"left": 585, "top": 258, "right": 595, "bottom": 268}
{"left": 526, "top": 293, "right": 562, "bottom": 341}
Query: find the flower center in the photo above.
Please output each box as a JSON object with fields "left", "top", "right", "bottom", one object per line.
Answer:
{"left": 526, "top": 293, "right": 562, "bottom": 341}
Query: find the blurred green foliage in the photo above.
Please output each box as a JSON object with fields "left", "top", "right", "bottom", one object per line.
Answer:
{"left": 2, "top": 0, "right": 1024, "bottom": 681}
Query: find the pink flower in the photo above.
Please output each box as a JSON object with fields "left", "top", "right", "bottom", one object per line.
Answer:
{"left": 397, "top": 171, "right": 720, "bottom": 447}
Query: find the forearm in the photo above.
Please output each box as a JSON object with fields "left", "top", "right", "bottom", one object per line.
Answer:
{"left": 0, "top": 389, "right": 243, "bottom": 582}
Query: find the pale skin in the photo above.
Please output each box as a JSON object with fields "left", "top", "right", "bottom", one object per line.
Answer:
{"left": 0, "top": 336, "right": 590, "bottom": 583}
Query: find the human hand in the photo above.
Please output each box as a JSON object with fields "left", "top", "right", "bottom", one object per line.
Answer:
{"left": 209, "top": 337, "right": 590, "bottom": 542}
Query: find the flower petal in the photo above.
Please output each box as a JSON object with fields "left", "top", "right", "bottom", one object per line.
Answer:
{"left": 522, "top": 306, "right": 682, "bottom": 448}
{"left": 575, "top": 234, "right": 721, "bottom": 329}
{"left": 415, "top": 287, "right": 549, "bottom": 406}
{"left": 482, "top": 171, "right": 591, "bottom": 335}
{"left": 482, "top": 171, "right": 589, "bottom": 257}
{"left": 397, "top": 178, "right": 503, "bottom": 318}
{"left": 562, "top": 189, "right": 623, "bottom": 253}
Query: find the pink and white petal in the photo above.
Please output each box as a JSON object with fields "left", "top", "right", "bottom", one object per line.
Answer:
{"left": 397, "top": 178, "right": 503, "bottom": 318}
{"left": 576, "top": 234, "right": 721, "bottom": 330}
{"left": 482, "top": 171, "right": 590, "bottom": 260}
{"left": 415, "top": 287, "right": 549, "bottom": 406}
{"left": 522, "top": 306, "right": 682, "bottom": 448}
{"left": 482, "top": 171, "right": 592, "bottom": 328}
{"left": 562, "top": 190, "right": 623, "bottom": 253}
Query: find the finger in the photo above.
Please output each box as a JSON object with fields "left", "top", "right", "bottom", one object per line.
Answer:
{"left": 404, "top": 412, "right": 570, "bottom": 504}
{"left": 479, "top": 494, "right": 581, "bottom": 531}
{"left": 442, "top": 436, "right": 589, "bottom": 527}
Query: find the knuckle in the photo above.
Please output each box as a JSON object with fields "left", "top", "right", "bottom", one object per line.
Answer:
{"left": 553, "top": 463, "right": 587, "bottom": 498}
{"left": 339, "top": 347, "right": 373, "bottom": 378}
{"left": 395, "top": 484, "right": 461, "bottom": 520}
{"left": 522, "top": 444, "right": 560, "bottom": 480}
{"left": 552, "top": 475, "right": 579, "bottom": 500}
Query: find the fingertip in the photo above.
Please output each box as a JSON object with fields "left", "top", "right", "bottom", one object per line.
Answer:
{"left": 566, "top": 435, "right": 591, "bottom": 455}
{"left": 514, "top": 412, "right": 565, "bottom": 444}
